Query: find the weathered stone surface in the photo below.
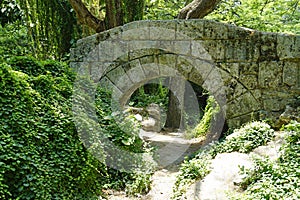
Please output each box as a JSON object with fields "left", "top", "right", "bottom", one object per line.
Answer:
{"left": 259, "top": 32, "right": 278, "bottom": 61}
{"left": 71, "top": 19, "right": 300, "bottom": 129}
{"left": 283, "top": 61, "right": 299, "bottom": 87}
{"left": 203, "top": 20, "right": 228, "bottom": 40}
{"left": 278, "top": 105, "right": 300, "bottom": 125}
{"left": 176, "top": 19, "right": 204, "bottom": 40}
{"left": 259, "top": 61, "right": 283, "bottom": 88}
{"left": 277, "top": 34, "right": 300, "bottom": 60}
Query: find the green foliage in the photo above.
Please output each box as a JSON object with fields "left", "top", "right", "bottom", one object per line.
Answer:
{"left": 281, "top": 120, "right": 300, "bottom": 132}
{"left": 0, "top": 58, "right": 106, "bottom": 199}
{"left": 0, "top": 23, "right": 31, "bottom": 60}
{"left": 172, "top": 152, "right": 212, "bottom": 199}
{"left": 207, "top": 0, "right": 300, "bottom": 34}
{"left": 129, "top": 81, "right": 169, "bottom": 109}
{"left": 0, "top": 56, "right": 154, "bottom": 199}
{"left": 95, "top": 87, "right": 145, "bottom": 153}
{"left": 125, "top": 172, "right": 152, "bottom": 195}
{"left": 144, "top": 0, "right": 190, "bottom": 20}
{"left": 216, "top": 121, "right": 275, "bottom": 153}
{"left": 186, "top": 96, "right": 219, "bottom": 139}
{"left": 231, "top": 121, "right": 300, "bottom": 199}
{"left": 18, "top": 0, "right": 80, "bottom": 59}
{"left": 0, "top": 0, "right": 23, "bottom": 26}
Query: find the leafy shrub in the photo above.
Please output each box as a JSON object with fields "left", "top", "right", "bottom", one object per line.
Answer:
{"left": 231, "top": 121, "right": 300, "bottom": 199}
{"left": 95, "top": 87, "right": 144, "bottom": 152}
{"left": 129, "top": 80, "right": 169, "bottom": 109}
{"left": 0, "top": 57, "right": 153, "bottom": 199}
{"left": 0, "top": 23, "right": 30, "bottom": 60}
{"left": 0, "top": 61, "right": 105, "bottom": 199}
{"left": 94, "top": 87, "right": 155, "bottom": 195}
{"left": 0, "top": 0, "right": 23, "bottom": 26}
{"left": 217, "top": 121, "right": 275, "bottom": 153}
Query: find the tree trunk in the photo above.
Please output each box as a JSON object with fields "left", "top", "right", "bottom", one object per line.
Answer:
{"left": 105, "top": 0, "right": 123, "bottom": 29}
{"left": 164, "top": 77, "right": 185, "bottom": 131}
{"left": 178, "top": 0, "right": 221, "bottom": 19}
{"left": 68, "top": 0, "right": 105, "bottom": 32}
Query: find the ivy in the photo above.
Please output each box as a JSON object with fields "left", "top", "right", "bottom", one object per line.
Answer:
{"left": 0, "top": 56, "right": 154, "bottom": 199}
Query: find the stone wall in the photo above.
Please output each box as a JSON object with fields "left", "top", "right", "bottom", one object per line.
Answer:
{"left": 70, "top": 19, "right": 300, "bottom": 129}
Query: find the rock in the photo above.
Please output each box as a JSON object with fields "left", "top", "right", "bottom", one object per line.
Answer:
{"left": 141, "top": 117, "right": 157, "bottom": 131}
{"left": 185, "top": 152, "right": 254, "bottom": 200}
{"left": 141, "top": 103, "right": 162, "bottom": 132}
{"left": 124, "top": 104, "right": 162, "bottom": 132}
{"left": 276, "top": 104, "right": 300, "bottom": 128}
{"left": 134, "top": 114, "right": 143, "bottom": 121}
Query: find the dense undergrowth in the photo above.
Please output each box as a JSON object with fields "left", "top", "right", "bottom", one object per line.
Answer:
{"left": 0, "top": 56, "right": 153, "bottom": 199}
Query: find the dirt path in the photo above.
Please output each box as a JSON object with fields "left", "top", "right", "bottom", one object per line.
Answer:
{"left": 106, "top": 130, "right": 204, "bottom": 200}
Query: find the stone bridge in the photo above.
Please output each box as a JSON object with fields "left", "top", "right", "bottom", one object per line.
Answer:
{"left": 70, "top": 20, "right": 300, "bottom": 129}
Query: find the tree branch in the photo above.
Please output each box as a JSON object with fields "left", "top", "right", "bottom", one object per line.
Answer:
{"left": 178, "top": 0, "right": 221, "bottom": 19}
{"left": 68, "top": 0, "right": 105, "bottom": 32}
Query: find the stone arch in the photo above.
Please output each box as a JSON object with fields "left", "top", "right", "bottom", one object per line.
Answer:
{"left": 71, "top": 20, "right": 300, "bottom": 129}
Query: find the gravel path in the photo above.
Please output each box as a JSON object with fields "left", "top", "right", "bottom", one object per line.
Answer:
{"left": 106, "top": 130, "right": 204, "bottom": 200}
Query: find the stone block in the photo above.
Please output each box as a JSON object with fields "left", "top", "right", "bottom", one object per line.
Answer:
{"left": 263, "top": 98, "right": 286, "bottom": 112}
{"left": 203, "top": 68, "right": 224, "bottom": 95}
{"left": 176, "top": 56, "right": 194, "bottom": 77}
{"left": 84, "top": 46, "right": 99, "bottom": 62}
{"left": 203, "top": 20, "right": 228, "bottom": 40}
{"left": 149, "top": 21, "right": 176, "bottom": 40}
{"left": 128, "top": 40, "right": 158, "bottom": 52}
{"left": 225, "top": 40, "right": 248, "bottom": 62}
{"left": 176, "top": 19, "right": 204, "bottom": 40}
{"left": 158, "top": 63, "right": 177, "bottom": 77}
{"left": 72, "top": 62, "right": 90, "bottom": 76}
{"left": 239, "top": 75, "right": 258, "bottom": 90}
{"left": 283, "top": 61, "right": 299, "bottom": 87}
{"left": 202, "top": 40, "right": 226, "bottom": 61}
{"left": 218, "top": 63, "right": 239, "bottom": 78}
{"left": 98, "top": 40, "right": 128, "bottom": 62}
{"left": 191, "top": 59, "right": 215, "bottom": 80}
{"left": 105, "top": 65, "right": 127, "bottom": 85}
{"left": 174, "top": 40, "right": 191, "bottom": 55}
{"left": 189, "top": 68, "right": 204, "bottom": 86}
{"left": 141, "top": 63, "right": 160, "bottom": 78}
{"left": 129, "top": 48, "right": 162, "bottom": 60}
{"left": 139, "top": 55, "right": 157, "bottom": 65}
{"left": 239, "top": 63, "right": 259, "bottom": 75}
{"left": 277, "top": 34, "right": 300, "bottom": 60}
{"left": 156, "top": 40, "right": 175, "bottom": 53}
{"left": 191, "top": 41, "right": 212, "bottom": 60}
{"left": 90, "top": 62, "right": 109, "bottom": 82}
{"left": 157, "top": 54, "right": 177, "bottom": 69}
{"left": 227, "top": 24, "right": 254, "bottom": 40}
{"left": 258, "top": 61, "right": 283, "bottom": 88}
{"left": 226, "top": 92, "right": 260, "bottom": 118}
{"left": 259, "top": 32, "right": 278, "bottom": 61}
{"left": 122, "top": 60, "right": 145, "bottom": 84}
{"left": 225, "top": 80, "right": 247, "bottom": 102}
{"left": 122, "top": 21, "right": 150, "bottom": 40}
{"left": 114, "top": 71, "right": 134, "bottom": 93}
